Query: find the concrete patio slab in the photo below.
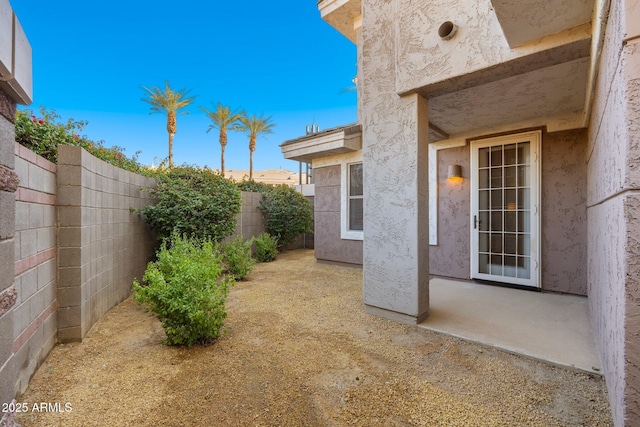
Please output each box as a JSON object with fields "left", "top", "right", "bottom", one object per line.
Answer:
{"left": 419, "top": 278, "right": 602, "bottom": 375}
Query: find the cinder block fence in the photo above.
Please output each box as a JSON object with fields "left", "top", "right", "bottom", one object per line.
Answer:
{"left": 7, "top": 143, "right": 159, "bottom": 400}
{"left": 2, "top": 140, "right": 270, "bottom": 419}
{"left": 55, "top": 145, "right": 157, "bottom": 342}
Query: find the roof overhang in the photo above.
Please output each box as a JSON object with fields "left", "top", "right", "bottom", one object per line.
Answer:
{"left": 317, "top": 0, "right": 361, "bottom": 43}
{"left": 410, "top": 2, "right": 599, "bottom": 140}
{"left": 491, "top": 0, "right": 594, "bottom": 48}
{"left": 281, "top": 123, "right": 362, "bottom": 163}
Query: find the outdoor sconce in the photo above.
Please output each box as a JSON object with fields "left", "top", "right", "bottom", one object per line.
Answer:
{"left": 438, "top": 21, "right": 457, "bottom": 40}
{"left": 447, "top": 164, "right": 463, "bottom": 182}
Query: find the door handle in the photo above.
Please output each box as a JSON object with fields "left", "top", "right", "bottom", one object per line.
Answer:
{"left": 474, "top": 215, "right": 482, "bottom": 230}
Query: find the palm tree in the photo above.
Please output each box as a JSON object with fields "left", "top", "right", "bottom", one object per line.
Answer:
{"left": 199, "top": 103, "right": 244, "bottom": 176}
{"left": 141, "top": 81, "right": 195, "bottom": 167}
{"left": 239, "top": 113, "right": 275, "bottom": 180}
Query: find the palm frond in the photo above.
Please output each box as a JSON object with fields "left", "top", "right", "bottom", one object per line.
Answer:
{"left": 199, "top": 102, "right": 244, "bottom": 133}
{"left": 141, "top": 81, "right": 196, "bottom": 115}
{"left": 239, "top": 112, "right": 276, "bottom": 137}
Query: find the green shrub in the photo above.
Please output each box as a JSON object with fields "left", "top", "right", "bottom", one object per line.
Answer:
{"left": 133, "top": 234, "right": 231, "bottom": 346}
{"left": 259, "top": 185, "right": 313, "bottom": 249}
{"left": 139, "top": 167, "right": 241, "bottom": 243}
{"left": 221, "top": 236, "right": 254, "bottom": 280}
{"left": 237, "top": 180, "right": 274, "bottom": 193}
{"left": 15, "top": 107, "right": 147, "bottom": 174}
{"left": 252, "top": 232, "right": 278, "bottom": 262}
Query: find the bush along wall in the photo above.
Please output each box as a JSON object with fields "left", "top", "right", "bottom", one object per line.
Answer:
{"left": 258, "top": 185, "right": 313, "bottom": 249}
{"left": 237, "top": 181, "right": 313, "bottom": 250}
{"left": 139, "top": 167, "right": 242, "bottom": 243}
{"left": 133, "top": 234, "right": 232, "bottom": 346}
{"left": 15, "top": 107, "right": 148, "bottom": 174}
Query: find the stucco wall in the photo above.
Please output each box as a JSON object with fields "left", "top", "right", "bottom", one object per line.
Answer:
{"left": 361, "top": 0, "right": 430, "bottom": 322}
{"left": 429, "top": 146, "right": 470, "bottom": 279}
{"left": 314, "top": 165, "right": 362, "bottom": 265}
{"left": 587, "top": 0, "right": 640, "bottom": 425}
{"left": 57, "top": 146, "right": 156, "bottom": 342}
{"left": 11, "top": 143, "right": 57, "bottom": 396}
{"left": 393, "top": 0, "right": 590, "bottom": 96}
{"left": 429, "top": 129, "right": 588, "bottom": 296}
{"left": 542, "top": 129, "right": 588, "bottom": 295}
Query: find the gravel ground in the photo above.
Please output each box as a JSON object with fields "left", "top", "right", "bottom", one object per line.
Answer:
{"left": 17, "top": 249, "right": 612, "bottom": 426}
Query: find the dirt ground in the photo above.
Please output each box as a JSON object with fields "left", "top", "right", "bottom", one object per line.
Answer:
{"left": 17, "top": 249, "right": 612, "bottom": 427}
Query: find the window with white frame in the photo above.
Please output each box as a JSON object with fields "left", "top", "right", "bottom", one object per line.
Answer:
{"left": 348, "top": 163, "right": 363, "bottom": 231}
{"left": 339, "top": 162, "right": 364, "bottom": 240}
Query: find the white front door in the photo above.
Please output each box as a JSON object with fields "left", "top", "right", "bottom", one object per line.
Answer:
{"left": 470, "top": 131, "right": 541, "bottom": 288}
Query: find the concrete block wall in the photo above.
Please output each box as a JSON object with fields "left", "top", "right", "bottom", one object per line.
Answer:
{"left": 1, "top": 2, "right": 32, "bottom": 422}
{"left": 0, "top": 88, "right": 19, "bottom": 427}
{"left": 11, "top": 142, "right": 57, "bottom": 396}
{"left": 228, "top": 191, "right": 313, "bottom": 250}
{"left": 228, "top": 191, "right": 265, "bottom": 241}
{"left": 56, "top": 145, "right": 156, "bottom": 342}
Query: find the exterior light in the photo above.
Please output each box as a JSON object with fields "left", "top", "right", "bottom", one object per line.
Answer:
{"left": 447, "top": 164, "right": 463, "bottom": 182}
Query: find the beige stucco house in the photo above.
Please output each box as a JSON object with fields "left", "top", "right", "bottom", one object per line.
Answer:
{"left": 282, "top": 1, "right": 640, "bottom": 425}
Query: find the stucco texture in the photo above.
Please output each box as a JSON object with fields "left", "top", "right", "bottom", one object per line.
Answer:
{"left": 429, "top": 146, "right": 470, "bottom": 279}
{"left": 541, "top": 129, "right": 588, "bottom": 295}
{"left": 587, "top": 0, "right": 640, "bottom": 424}
{"left": 313, "top": 165, "right": 362, "bottom": 265}
{"left": 395, "top": 0, "right": 590, "bottom": 95}
{"left": 428, "top": 130, "right": 587, "bottom": 296}
{"left": 361, "top": 0, "right": 430, "bottom": 321}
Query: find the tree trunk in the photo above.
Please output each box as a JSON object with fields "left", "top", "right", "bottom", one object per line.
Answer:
{"left": 220, "top": 128, "right": 227, "bottom": 176}
{"left": 167, "top": 111, "right": 177, "bottom": 167}
{"left": 249, "top": 149, "right": 254, "bottom": 181}
{"left": 249, "top": 136, "right": 256, "bottom": 180}
{"left": 221, "top": 145, "right": 226, "bottom": 176}
{"left": 168, "top": 132, "right": 174, "bottom": 167}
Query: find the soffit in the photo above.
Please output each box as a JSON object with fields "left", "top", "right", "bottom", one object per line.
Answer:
{"left": 318, "top": 0, "right": 361, "bottom": 43}
{"left": 426, "top": 57, "right": 589, "bottom": 137}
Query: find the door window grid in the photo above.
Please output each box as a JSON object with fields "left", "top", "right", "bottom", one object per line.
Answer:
{"left": 477, "top": 142, "right": 531, "bottom": 279}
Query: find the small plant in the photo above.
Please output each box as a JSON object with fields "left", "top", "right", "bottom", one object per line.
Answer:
{"left": 133, "top": 234, "right": 231, "bottom": 346}
{"left": 221, "top": 236, "right": 254, "bottom": 280}
{"left": 251, "top": 232, "right": 278, "bottom": 262}
{"left": 259, "top": 185, "right": 313, "bottom": 249}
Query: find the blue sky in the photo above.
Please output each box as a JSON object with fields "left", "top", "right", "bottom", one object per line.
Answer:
{"left": 10, "top": 0, "right": 357, "bottom": 171}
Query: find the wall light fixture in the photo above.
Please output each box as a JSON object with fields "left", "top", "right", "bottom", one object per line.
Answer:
{"left": 447, "top": 164, "right": 463, "bottom": 182}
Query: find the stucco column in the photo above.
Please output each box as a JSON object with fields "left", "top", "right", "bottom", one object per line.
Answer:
{"left": 360, "top": 0, "right": 430, "bottom": 324}
{"left": 361, "top": 87, "right": 430, "bottom": 323}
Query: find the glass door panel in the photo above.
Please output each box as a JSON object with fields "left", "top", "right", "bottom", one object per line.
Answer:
{"left": 471, "top": 132, "right": 540, "bottom": 287}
